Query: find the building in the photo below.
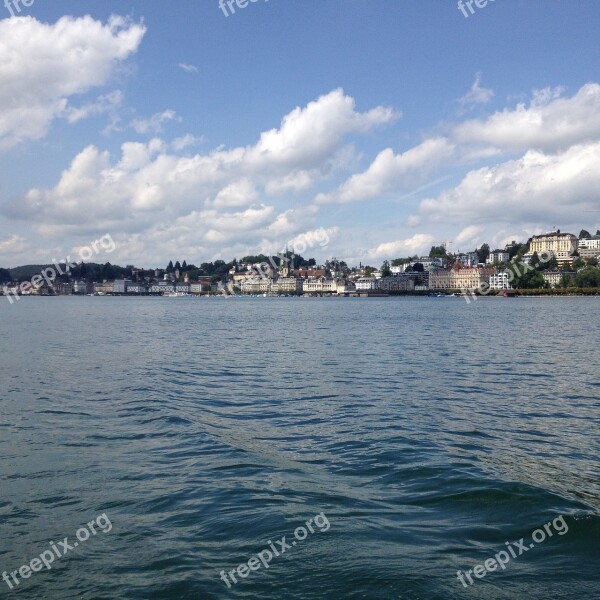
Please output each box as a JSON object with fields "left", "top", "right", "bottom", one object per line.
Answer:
{"left": 429, "top": 264, "right": 495, "bottom": 291}
{"left": 149, "top": 282, "right": 175, "bottom": 294}
{"left": 272, "top": 277, "right": 302, "bottom": 295}
{"left": 486, "top": 249, "right": 510, "bottom": 264}
{"left": 578, "top": 235, "right": 600, "bottom": 259}
{"left": 113, "top": 279, "right": 132, "bottom": 294}
{"left": 354, "top": 278, "right": 378, "bottom": 291}
{"left": 55, "top": 283, "right": 72, "bottom": 295}
{"left": 295, "top": 268, "right": 327, "bottom": 279}
{"left": 127, "top": 283, "right": 148, "bottom": 294}
{"left": 240, "top": 277, "right": 272, "bottom": 294}
{"left": 94, "top": 281, "right": 114, "bottom": 294}
{"left": 489, "top": 272, "right": 512, "bottom": 290}
{"left": 190, "top": 281, "right": 211, "bottom": 294}
{"left": 302, "top": 278, "right": 338, "bottom": 295}
{"left": 527, "top": 231, "right": 577, "bottom": 265}
{"left": 542, "top": 270, "right": 574, "bottom": 288}
{"left": 377, "top": 277, "right": 415, "bottom": 292}
{"left": 390, "top": 264, "right": 409, "bottom": 274}
{"left": 73, "top": 280, "right": 91, "bottom": 294}
{"left": 578, "top": 235, "right": 600, "bottom": 250}
{"left": 455, "top": 252, "right": 479, "bottom": 267}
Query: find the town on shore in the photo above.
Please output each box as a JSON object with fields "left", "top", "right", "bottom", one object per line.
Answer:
{"left": 2, "top": 229, "right": 600, "bottom": 302}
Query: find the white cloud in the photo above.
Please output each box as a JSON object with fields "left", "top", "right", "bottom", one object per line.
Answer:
{"left": 131, "top": 110, "right": 180, "bottom": 134}
{"left": 171, "top": 134, "right": 204, "bottom": 151}
{"left": 366, "top": 233, "right": 436, "bottom": 261}
{"left": 419, "top": 141, "right": 600, "bottom": 225}
{"left": 64, "top": 90, "right": 123, "bottom": 124}
{"left": 212, "top": 179, "right": 258, "bottom": 209}
{"left": 315, "top": 138, "right": 455, "bottom": 204}
{"left": 457, "top": 73, "right": 494, "bottom": 111}
{"left": 178, "top": 63, "right": 198, "bottom": 74}
{"left": 454, "top": 225, "right": 485, "bottom": 248}
{"left": 0, "top": 15, "right": 145, "bottom": 150}
{"left": 454, "top": 83, "right": 600, "bottom": 152}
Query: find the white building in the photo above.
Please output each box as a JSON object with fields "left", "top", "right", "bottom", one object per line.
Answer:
{"left": 486, "top": 250, "right": 510, "bottom": 265}
{"left": 390, "top": 264, "right": 409, "bottom": 274}
{"left": 302, "top": 278, "right": 338, "bottom": 294}
{"left": 489, "top": 272, "right": 512, "bottom": 290}
{"left": 150, "top": 282, "right": 175, "bottom": 293}
{"left": 355, "top": 278, "right": 378, "bottom": 291}
{"left": 578, "top": 235, "right": 600, "bottom": 250}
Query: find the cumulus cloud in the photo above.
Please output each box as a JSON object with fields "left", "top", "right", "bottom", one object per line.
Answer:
{"left": 366, "top": 233, "right": 436, "bottom": 261}
{"left": 0, "top": 15, "right": 146, "bottom": 150}
{"left": 1, "top": 90, "right": 399, "bottom": 263}
{"left": 454, "top": 225, "right": 485, "bottom": 248}
{"left": 454, "top": 83, "right": 600, "bottom": 153}
{"left": 419, "top": 141, "right": 600, "bottom": 225}
{"left": 315, "top": 138, "right": 455, "bottom": 204}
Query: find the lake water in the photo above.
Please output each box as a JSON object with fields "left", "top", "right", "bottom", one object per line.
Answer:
{"left": 0, "top": 296, "right": 598, "bottom": 599}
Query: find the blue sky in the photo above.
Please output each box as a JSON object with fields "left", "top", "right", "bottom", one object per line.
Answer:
{"left": 1, "top": 0, "right": 599, "bottom": 267}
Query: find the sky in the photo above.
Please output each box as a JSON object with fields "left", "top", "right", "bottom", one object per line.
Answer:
{"left": 1, "top": 0, "right": 600, "bottom": 268}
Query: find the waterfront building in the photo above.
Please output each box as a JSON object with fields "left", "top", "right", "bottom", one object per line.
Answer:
{"left": 302, "top": 278, "right": 338, "bottom": 295}
{"left": 113, "top": 279, "right": 132, "bottom": 294}
{"left": 429, "top": 264, "right": 495, "bottom": 291}
{"left": 377, "top": 277, "right": 415, "bottom": 292}
{"left": 73, "top": 280, "right": 91, "bottom": 294}
{"left": 94, "top": 281, "right": 114, "bottom": 294}
{"left": 489, "top": 272, "right": 512, "bottom": 290}
{"left": 542, "top": 270, "right": 574, "bottom": 288}
{"left": 190, "top": 281, "right": 211, "bottom": 294}
{"left": 127, "top": 283, "right": 148, "bottom": 294}
{"left": 55, "top": 282, "right": 72, "bottom": 295}
{"left": 149, "top": 282, "right": 175, "bottom": 294}
{"left": 272, "top": 277, "right": 302, "bottom": 294}
{"left": 240, "top": 278, "right": 272, "bottom": 294}
{"left": 355, "top": 278, "right": 378, "bottom": 291}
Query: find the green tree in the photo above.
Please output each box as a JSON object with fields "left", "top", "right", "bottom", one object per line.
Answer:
{"left": 476, "top": 244, "right": 490, "bottom": 264}
{"left": 381, "top": 260, "right": 392, "bottom": 277}
{"left": 174, "top": 261, "right": 181, "bottom": 270}
{"left": 574, "top": 267, "right": 600, "bottom": 287}
{"left": 579, "top": 229, "right": 591, "bottom": 240}
{"left": 182, "top": 260, "right": 188, "bottom": 271}
{"left": 429, "top": 246, "right": 447, "bottom": 259}
{"left": 559, "top": 273, "right": 573, "bottom": 288}
{"left": 587, "top": 257, "right": 598, "bottom": 267}
{"left": 573, "top": 257, "right": 585, "bottom": 270}
{"left": 167, "top": 260, "right": 174, "bottom": 273}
